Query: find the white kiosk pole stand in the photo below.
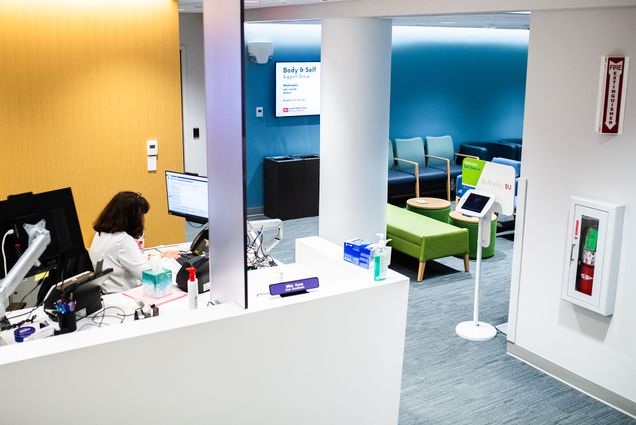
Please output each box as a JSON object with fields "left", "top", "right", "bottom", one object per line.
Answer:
{"left": 455, "top": 189, "right": 497, "bottom": 342}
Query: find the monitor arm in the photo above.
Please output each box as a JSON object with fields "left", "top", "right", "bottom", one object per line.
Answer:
{"left": 0, "top": 220, "right": 51, "bottom": 318}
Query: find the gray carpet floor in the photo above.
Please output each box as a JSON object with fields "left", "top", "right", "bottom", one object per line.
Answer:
{"left": 190, "top": 216, "right": 635, "bottom": 424}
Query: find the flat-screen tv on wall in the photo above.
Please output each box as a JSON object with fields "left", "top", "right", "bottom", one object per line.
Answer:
{"left": 275, "top": 62, "right": 320, "bottom": 117}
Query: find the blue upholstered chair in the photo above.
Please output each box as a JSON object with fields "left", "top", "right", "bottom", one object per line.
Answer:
{"left": 498, "top": 138, "right": 523, "bottom": 160}
{"left": 393, "top": 137, "right": 447, "bottom": 199}
{"left": 455, "top": 174, "right": 470, "bottom": 200}
{"left": 393, "top": 137, "right": 425, "bottom": 172}
{"left": 387, "top": 140, "right": 419, "bottom": 199}
{"left": 425, "top": 135, "right": 479, "bottom": 201}
{"left": 459, "top": 141, "right": 518, "bottom": 161}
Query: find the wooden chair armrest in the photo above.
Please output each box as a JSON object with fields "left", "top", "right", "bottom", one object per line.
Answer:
{"left": 424, "top": 155, "right": 451, "bottom": 201}
{"left": 394, "top": 157, "right": 420, "bottom": 174}
{"left": 455, "top": 153, "right": 480, "bottom": 160}
{"left": 394, "top": 157, "right": 420, "bottom": 197}
{"left": 424, "top": 154, "right": 450, "bottom": 164}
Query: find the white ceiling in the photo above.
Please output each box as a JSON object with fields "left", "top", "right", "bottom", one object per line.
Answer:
{"left": 179, "top": 1, "right": 530, "bottom": 29}
{"left": 390, "top": 13, "right": 529, "bottom": 30}
{"left": 179, "top": 0, "right": 351, "bottom": 12}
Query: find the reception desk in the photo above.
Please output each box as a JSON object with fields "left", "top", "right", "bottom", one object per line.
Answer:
{"left": 0, "top": 237, "right": 410, "bottom": 425}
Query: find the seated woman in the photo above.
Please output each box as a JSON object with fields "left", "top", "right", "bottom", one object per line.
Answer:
{"left": 89, "top": 191, "right": 179, "bottom": 293}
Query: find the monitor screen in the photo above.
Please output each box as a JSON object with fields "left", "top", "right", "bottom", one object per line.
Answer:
{"left": 275, "top": 62, "right": 321, "bottom": 117}
{"left": 165, "top": 171, "right": 208, "bottom": 224}
{"left": 0, "top": 188, "right": 86, "bottom": 280}
{"left": 461, "top": 193, "right": 492, "bottom": 214}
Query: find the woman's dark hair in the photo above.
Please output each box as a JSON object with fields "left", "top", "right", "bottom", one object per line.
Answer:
{"left": 93, "top": 192, "right": 150, "bottom": 239}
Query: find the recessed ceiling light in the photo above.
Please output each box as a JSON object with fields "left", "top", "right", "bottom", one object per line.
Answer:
{"left": 439, "top": 21, "right": 457, "bottom": 24}
{"left": 508, "top": 11, "right": 531, "bottom": 14}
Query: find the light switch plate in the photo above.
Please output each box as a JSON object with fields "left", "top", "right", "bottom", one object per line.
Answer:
{"left": 147, "top": 156, "right": 157, "bottom": 171}
{"left": 256, "top": 107, "right": 264, "bottom": 118}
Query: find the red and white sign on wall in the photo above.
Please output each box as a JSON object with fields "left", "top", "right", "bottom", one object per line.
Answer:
{"left": 596, "top": 56, "right": 629, "bottom": 135}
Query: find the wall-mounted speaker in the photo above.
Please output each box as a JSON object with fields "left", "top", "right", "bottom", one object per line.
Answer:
{"left": 247, "top": 41, "right": 273, "bottom": 64}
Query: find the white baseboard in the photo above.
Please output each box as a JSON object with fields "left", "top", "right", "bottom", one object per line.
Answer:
{"left": 507, "top": 342, "right": 636, "bottom": 418}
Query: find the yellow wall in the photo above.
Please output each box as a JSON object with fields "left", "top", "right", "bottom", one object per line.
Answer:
{"left": 0, "top": 0, "right": 184, "bottom": 248}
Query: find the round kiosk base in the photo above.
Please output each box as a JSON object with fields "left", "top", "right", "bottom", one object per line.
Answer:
{"left": 455, "top": 321, "right": 497, "bottom": 341}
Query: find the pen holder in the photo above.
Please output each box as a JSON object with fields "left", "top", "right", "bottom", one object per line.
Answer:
{"left": 57, "top": 311, "right": 77, "bottom": 334}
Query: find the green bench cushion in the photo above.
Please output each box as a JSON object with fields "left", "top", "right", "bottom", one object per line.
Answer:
{"left": 386, "top": 204, "right": 468, "bottom": 262}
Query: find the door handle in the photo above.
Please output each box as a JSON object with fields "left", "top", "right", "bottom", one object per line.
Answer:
{"left": 570, "top": 243, "right": 576, "bottom": 262}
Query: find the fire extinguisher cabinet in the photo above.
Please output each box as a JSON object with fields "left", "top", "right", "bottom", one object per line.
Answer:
{"left": 562, "top": 196, "right": 625, "bottom": 316}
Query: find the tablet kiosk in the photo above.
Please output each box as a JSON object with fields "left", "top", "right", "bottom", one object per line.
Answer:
{"left": 456, "top": 189, "right": 496, "bottom": 219}
{"left": 454, "top": 189, "right": 498, "bottom": 342}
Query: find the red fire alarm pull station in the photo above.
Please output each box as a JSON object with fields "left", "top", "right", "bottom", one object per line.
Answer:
{"left": 596, "top": 56, "right": 629, "bottom": 135}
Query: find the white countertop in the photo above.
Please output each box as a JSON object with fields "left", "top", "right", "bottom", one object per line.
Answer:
{"left": 0, "top": 236, "right": 409, "bottom": 366}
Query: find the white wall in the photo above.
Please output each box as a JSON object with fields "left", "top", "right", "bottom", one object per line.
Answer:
{"left": 245, "top": 0, "right": 636, "bottom": 22}
{"left": 515, "top": 7, "right": 636, "bottom": 403}
{"left": 179, "top": 13, "right": 207, "bottom": 176}
{"left": 319, "top": 18, "right": 392, "bottom": 245}
{"left": 1, "top": 238, "right": 409, "bottom": 425}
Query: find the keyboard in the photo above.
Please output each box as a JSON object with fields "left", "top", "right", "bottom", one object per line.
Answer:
{"left": 176, "top": 251, "right": 197, "bottom": 266}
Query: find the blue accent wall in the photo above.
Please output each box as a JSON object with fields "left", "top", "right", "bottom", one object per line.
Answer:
{"left": 244, "top": 24, "right": 528, "bottom": 209}
{"left": 244, "top": 24, "right": 321, "bottom": 210}
{"left": 390, "top": 27, "right": 528, "bottom": 147}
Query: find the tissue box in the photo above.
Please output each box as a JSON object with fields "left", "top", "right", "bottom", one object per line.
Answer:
{"left": 344, "top": 239, "right": 373, "bottom": 269}
{"left": 142, "top": 268, "right": 173, "bottom": 298}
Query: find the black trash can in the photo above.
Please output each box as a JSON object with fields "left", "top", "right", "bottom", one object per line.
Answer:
{"left": 264, "top": 154, "right": 319, "bottom": 220}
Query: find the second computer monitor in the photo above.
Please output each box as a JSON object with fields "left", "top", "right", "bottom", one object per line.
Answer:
{"left": 0, "top": 187, "right": 86, "bottom": 280}
{"left": 165, "top": 171, "right": 209, "bottom": 224}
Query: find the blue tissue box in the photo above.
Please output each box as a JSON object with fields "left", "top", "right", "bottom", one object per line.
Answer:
{"left": 142, "top": 268, "right": 173, "bottom": 298}
{"left": 344, "top": 239, "right": 373, "bottom": 269}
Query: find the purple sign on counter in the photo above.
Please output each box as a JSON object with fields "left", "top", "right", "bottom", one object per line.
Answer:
{"left": 269, "top": 277, "right": 319, "bottom": 297}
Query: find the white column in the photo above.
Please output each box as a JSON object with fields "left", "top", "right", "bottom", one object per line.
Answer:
{"left": 203, "top": 0, "right": 247, "bottom": 308}
{"left": 319, "top": 18, "right": 392, "bottom": 245}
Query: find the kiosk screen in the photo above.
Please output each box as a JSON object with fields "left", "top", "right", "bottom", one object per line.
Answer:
{"left": 462, "top": 193, "right": 491, "bottom": 214}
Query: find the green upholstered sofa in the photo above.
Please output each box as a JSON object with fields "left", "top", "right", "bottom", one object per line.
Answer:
{"left": 386, "top": 204, "right": 469, "bottom": 281}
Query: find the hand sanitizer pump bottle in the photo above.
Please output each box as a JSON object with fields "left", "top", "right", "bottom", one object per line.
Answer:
{"left": 373, "top": 233, "right": 391, "bottom": 281}
{"left": 186, "top": 267, "right": 198, "bottom": 310}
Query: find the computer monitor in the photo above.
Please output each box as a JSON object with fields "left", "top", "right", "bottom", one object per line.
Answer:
{"left": 165, "top": 171, "right": 209, "bottom": 224}
{"left": 0, "top": 188, "right": 86, "bottom": 278}
{"left": 0, "top": 188, "right": 88, "bottom": 281}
